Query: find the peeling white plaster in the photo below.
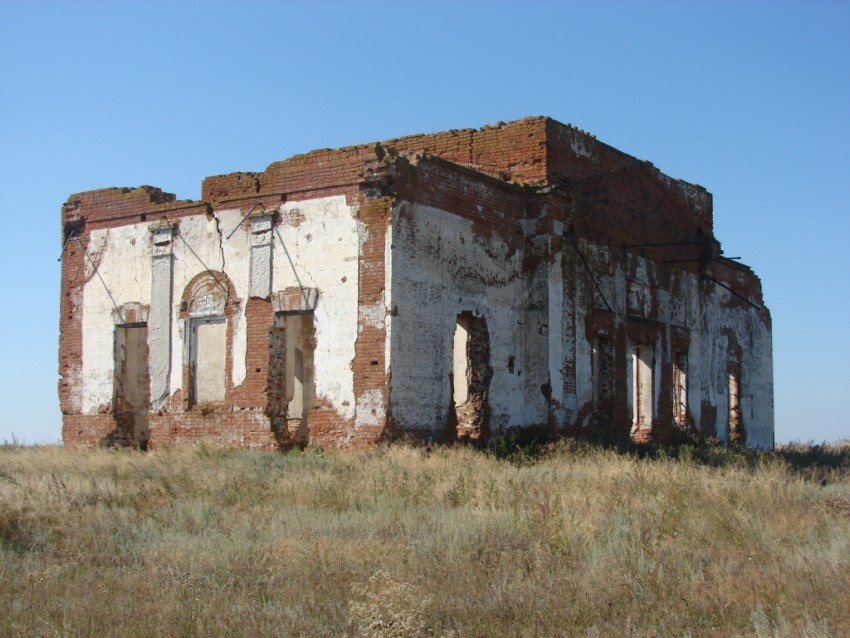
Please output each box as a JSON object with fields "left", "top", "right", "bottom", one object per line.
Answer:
{"left": 81, "top": 223, "right": 152, "bottom": 414}
{"left": 64, "top": 287, "right": 85, "bottom": 413}
{"left": 388, "top": 201, "right": 772, "bottom": 447}
{"left": 570, "top": 139, "right": 595, "bottom": 160}
{"left": 249, "top": 214, "right": 273, "bottom": 298}
{"left": 356, "top": 388, "right": 386, "bottom": 428}
{"left": 149, "top": 224, "right": 174, "bottom": 409}
{"left": 390, "top": 202, "right": 529, "bottom": 431}
{"left": 384, "top": 221, "right": 393, "bottom": 376}
{"left": 274, "top": 196, "right": 358, "bottom": 421}
{"left": 76, "top": 186, "right": 771, "bottom": 449}
{"left": 548, "top": 252, "right": 564, "bottom": 405}
{"left": 79, "top": 195, "right": 360, "bottom": 423}
{"left": 357, "top": 221, "right": 369, "bottom": 257}
{"left": 218, "top": 208, "right": 251, "bottom": 389}
{"left": 359, "top": 296, "right": 385, "bottom": 329}
{"left": 677, "top": 182, "right": 709, "bottom": 214}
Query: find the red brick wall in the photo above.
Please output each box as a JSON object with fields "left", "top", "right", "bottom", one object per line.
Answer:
{"left": 231, "top": 297, "right": 273, "bottom": 408}
{"left": 148, "top": 410, "right": 276, "bottom": 450}
{"left": 201, "top": 145, "right": 379, "bottom": 204}
{"left": 62, "top": 414, "right": 116, "bottom": 447}
{"left": 386, "top": 117, "right": 549, "bottom": 185}
{"left": 392, "top": 155, "right": 529, "bottom": 245}
{"left": 63, "top": 186, "right": 210, "bottom": 231}
{"left": 58, "top": 233, "right": 86, "bottom": 423}
{"left": 350, "top": 188, "right": 394, "bottom": 446}
{"left": 707, "top": 261, "right": 766, "bottom": 310}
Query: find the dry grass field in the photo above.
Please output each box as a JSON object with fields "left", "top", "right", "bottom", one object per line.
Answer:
{"left": 1, "top": 438, "right": 849, "bottom": 637}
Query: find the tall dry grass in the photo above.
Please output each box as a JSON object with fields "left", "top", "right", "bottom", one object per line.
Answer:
{"left": 1, "top": 440, "right": 848, "bottom": 637}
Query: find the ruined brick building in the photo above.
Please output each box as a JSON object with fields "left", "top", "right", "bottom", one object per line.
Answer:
{"left": 59, "top": 117, "right": 774, "bottom": 450}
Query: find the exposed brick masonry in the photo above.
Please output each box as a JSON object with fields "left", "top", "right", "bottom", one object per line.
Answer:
{"left": 60, "top": 116, "right": 773, "bottom": 449}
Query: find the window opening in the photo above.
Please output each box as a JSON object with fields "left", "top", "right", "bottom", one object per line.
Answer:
{"left": 633, "top": 345, "right": 654, "bottom": 428}
{"left": 270, "top": 312, "right": 315, "bottom": 444}
{"left": 285, "top": 314, "right": 313, "bottom": 420}
{"left": 190, "top": 317, "right": 227, "bottom": 404}
{"left": 113, "top": 323, "right": 150, "bottom": 448}
{"left": 673, "top": 350, "right": 688, "bottom": 426}
{"left": 592, "top": 335, "right": 613, "bottom": 418}
{"left": 453, "top": 320, "right": 470, "bottom": 406}
{"left": 452, "top": 312, "right": 492, "bottom": 441}
{"left": 728, "top": 363, "right": 744, "bottom": 444}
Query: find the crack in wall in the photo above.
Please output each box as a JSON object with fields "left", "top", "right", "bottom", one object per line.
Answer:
{"left": 131, "top": 238, "right": 141, "bottom": 296}
{"left": 273, "top": 224, "right": 313, "bottom": 305}
{"left": 293, "top": 231, "right": 319, "bottom": 289}
{"left": 212, "top": 212, "right": 227, "bottom": 285}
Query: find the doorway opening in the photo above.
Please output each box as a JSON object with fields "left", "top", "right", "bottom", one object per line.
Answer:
{"left": 113, "top": 323, "right": 150, "bottom": 449}
{"left": 189, "top": 317, "right": 227, "bottom": 405}
{"left": 270, "top": 311, "right": 315, "bottom": 445}
{"left": 592, "top": 335, "right": 613, "bottom": 425}
{"left": 632, "top": 345, "right": 654, "bottom": 431}
{"left": 452, "top": 312, "right": 492, "bottom": 441}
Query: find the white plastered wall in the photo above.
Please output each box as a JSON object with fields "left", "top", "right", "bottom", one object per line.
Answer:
{"left": 80, "top": 194, "right": 360, "bottom": 422}
{"left": 170, "top": 209, "right": 249, "bottom": 394}
{"left": 693, "top": 289, "right": 774, "bottom": 448}
{"left": 389, "top": 202, "right": 531, "bottom": 432}
{"left": 80, "top": 223, "right": 153, "bottom": 414}
{"left": 568, "top": 240, "right": 773, "bottom": 448}
{"left": 570, "top": 240, "right": 628, "bottom": 428}
{"left": 272, "top": 196, "right": 359, "bottom": 421}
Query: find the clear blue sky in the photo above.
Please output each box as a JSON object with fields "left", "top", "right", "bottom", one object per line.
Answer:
{"left": 1, "top": 1, "right": 847, "bottom": 445}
